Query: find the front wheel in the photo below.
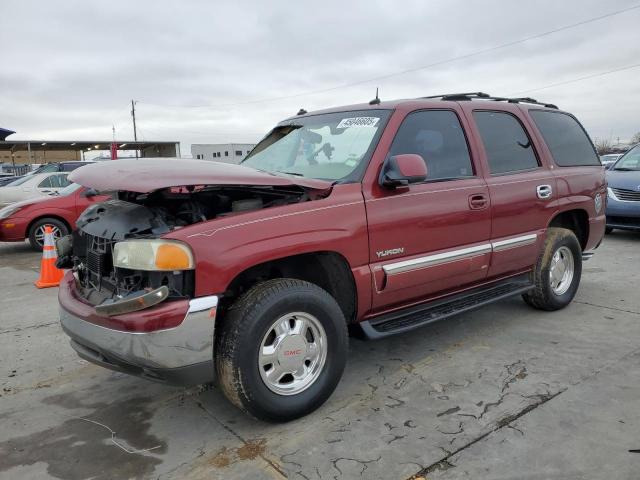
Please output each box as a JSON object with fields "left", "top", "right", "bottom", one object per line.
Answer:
{"left": 28, "top": 218, "right": 69, "bottom": 251}
{"left": 215, "top": 279, "right": 348, "bottom": 422}
{"left": 522, "top": 227, "right": 582, "bottom": 311}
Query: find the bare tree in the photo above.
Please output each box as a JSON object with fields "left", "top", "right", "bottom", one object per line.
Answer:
{"left": 594, "top": 138, "right": 612, "bottom": 155}
{"left": 631, "top": 132, "right": 640, "bottom": 144}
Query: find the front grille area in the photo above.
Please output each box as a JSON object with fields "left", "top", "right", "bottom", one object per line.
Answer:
{"left": 611, "top": 187, "right": 640, "bottom": 202}
{"left": 87, "top": 250, "right": 111, "bottom": 277}
{"left": 72, "top": 229, "right": 195, "bottom": 304}
{"left": 80, "top": 233, "right": 117, "bottom": 295}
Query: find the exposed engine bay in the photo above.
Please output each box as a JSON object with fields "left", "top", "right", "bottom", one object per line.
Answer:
{"left": 57, "top": 184, "right": 324, "bottom": 307}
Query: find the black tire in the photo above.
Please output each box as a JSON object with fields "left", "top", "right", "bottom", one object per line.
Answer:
{"left": 522, "top": 227, "right": 582, "bottom": 311}
{"left": 605, "top": 227, "right": 613, "bottom": 234}
{"left": 28, "top": 218, "right": 69, "bottom": 251}
{"left": 215, "top": 278, "right": 348, "bottom": 422}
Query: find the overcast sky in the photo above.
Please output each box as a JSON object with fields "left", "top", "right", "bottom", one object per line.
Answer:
{"left": 1, "top": 0, "right": 639, "bottom": 157}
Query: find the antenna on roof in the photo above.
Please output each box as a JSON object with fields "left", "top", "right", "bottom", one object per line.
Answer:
{"left": 369, "top": 88, "right": 381, "bottom": 105}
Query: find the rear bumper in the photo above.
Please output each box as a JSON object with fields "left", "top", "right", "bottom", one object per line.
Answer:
{"left": 58, "top": 272, "right": 219, "bottom": 385}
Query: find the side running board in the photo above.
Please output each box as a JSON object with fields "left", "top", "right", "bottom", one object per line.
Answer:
{"left": 360, "top": 274, "right": 533, "bottom": 339}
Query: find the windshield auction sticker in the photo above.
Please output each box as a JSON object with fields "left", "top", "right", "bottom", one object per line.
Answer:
{"left": 336, "top": 117, "right": 379, "bottom": 128}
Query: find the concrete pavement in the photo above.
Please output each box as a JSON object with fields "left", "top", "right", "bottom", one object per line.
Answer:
{"left": 1, "top": 231, "right": 639, "bottom": 479}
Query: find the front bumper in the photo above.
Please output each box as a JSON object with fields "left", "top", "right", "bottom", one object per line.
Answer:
{"left": 0, "top": 216, "right": 28, "bottom": 242}
{"left": 605, "top": 196, "right": 640, "bottom": 231}
{"left": 58, "top": 271, "right": 219, "bottom": 386}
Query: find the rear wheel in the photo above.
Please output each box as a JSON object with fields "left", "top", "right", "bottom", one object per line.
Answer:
{"left": 215, "top": 278, "right": 348, "bottom": 422}
{"left": 522, "top": 227, "right": 582, "bottom": 311}
{"left": 28, "top": 218, "right": 68, "bottom": 251}
{"left": 605, "top": 227, "right": 613, "bottom": 234}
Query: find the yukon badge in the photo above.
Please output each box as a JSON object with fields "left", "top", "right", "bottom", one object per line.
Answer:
{"left": 376, "top": 247, "right": 405, "bottom": 258}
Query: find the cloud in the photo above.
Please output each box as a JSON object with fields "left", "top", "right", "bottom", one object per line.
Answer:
{"left": 1, "top": 0, "right": 639, "bottom": 154}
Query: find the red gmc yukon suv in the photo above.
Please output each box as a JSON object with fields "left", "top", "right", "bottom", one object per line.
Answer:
{"left": 58, "top": 93, "right": 606, "bottom": 421}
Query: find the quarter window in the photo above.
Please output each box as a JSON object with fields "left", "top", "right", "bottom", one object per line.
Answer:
{"left": 473, "top": 111, "right": 539, "bottom": 174}
{"left": 529, "top": 110, "right": 599, "bottom": 166}
{"left": 389, "top": 110, "right": 474, "bottom": 181}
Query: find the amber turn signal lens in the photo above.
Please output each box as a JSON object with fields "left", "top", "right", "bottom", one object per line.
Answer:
{"left": 155, "top": 243, "right": 193, "bottom": 270}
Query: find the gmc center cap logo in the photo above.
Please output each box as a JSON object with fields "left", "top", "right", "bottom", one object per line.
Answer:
{"left": 284, "top": 349, "right": 302, "bottom": 356}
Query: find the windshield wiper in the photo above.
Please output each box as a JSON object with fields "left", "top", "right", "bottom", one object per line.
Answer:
{"left": 613, "top": 167, "right": 637, "bottom": 171}
{"left": 275, "top": 170, "right": 304, "bottom": 177}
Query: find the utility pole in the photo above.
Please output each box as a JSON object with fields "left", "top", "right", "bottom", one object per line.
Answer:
{"left": 131, "top": 99, "right": 138, "bottom": 159}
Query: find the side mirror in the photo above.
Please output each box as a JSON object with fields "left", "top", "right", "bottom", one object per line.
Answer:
{"left": 379, "top": 154, "right": 428, "bottom": 189}
{"left": 81, "top": 187, "right": 98, "bottom": 197}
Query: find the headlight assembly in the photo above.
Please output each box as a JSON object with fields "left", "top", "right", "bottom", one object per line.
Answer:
{"left": 113, "top": 240, "right": 195, "bottom": 271}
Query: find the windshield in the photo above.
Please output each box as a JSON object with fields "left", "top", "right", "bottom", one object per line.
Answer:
{"left": 613, "top": 145, "right": 640, "bottom": 171}
{"left": 242, "top": 110, "right": 390, "bottom": 181}
{"left": 58, "top": 183, "right": 82, "bottom": 196}
{"left": 5, "top": 176, "right": 32, "bottom": 187}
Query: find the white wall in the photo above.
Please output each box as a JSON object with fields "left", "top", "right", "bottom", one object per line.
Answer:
{"left": 191, "top": 143, "right": 255, "bottom": 164}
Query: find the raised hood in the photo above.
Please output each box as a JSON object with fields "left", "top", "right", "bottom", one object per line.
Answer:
{"left": 69, "top": 158, "right": 331, "bottom": 193}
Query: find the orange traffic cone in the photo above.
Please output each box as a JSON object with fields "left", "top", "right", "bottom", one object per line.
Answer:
{"left": 34, "top": 225, "right": 64, "bottom": 288}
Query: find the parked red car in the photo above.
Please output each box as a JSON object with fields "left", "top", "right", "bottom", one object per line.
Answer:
{"left": 58, "top": 93, "right": 606, "bottom": 421}
{"left": 0, "top": 183, "right": 108, "bottom": 250}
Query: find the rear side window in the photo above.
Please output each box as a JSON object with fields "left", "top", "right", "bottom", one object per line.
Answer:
{"left": 38, "top": 176, "right": 53, "bottom": 188}
{"left": 473, "top": 111, "right": 539, "bottom": 174}
{"left": 55, "top": 174, "right": 71, "bottom": 188}
{"left": 389, "top": 110, "right": 474, "bottom": 181}
{"left": 39, "top": 174, "right": 69, "bottom": 188}
{"left": 529, "top": 110, "right": 600, "bottom": 166}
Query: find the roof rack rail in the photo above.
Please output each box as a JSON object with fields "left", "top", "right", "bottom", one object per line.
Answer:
{"left": 421, "top": 92, "right": 558, "bottom": 109}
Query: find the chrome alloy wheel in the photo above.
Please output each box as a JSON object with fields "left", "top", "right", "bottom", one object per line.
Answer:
{"left": 258, "top": 312, "right": 327, "bottom": 396}
{"left": 549, "top": 246, "right": 575, "bottom": 296}
{"left": 34, "top": 224, "right": 62, "bottom": 247}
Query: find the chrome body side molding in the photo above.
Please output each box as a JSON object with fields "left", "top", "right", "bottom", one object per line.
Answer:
{"left": 491, "top": 233, "right": 538, "bottom": 252}
{"left": 382, "top": 233, "right": 539, "bottom": 275}
{"left": 382, "top": 244, "right": 492, "bottom": 274}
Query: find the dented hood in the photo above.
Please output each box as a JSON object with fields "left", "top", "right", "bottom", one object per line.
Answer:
{"left": 69, "top": 158, "right": 332, "bottom": 193}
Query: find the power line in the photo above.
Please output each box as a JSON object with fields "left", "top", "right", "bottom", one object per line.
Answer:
{"left": 509, "top": 62, "right": 640, "bottom": 95}
{"left": 138, "top": 3, "right": 640, "bottom": 109}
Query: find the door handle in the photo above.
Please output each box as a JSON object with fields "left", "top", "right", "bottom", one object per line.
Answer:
{"left": 469, "top": 194, "right": 489, "bottom": 210}
{"left": 536, "top": 184, "right": 552, "bottom": 199}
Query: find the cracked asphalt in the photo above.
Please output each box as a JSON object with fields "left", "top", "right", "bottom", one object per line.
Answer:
{"left": 1, "top": 231, "right": 639, "bottom": 479}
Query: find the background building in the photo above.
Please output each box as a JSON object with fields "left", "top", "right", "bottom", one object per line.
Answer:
{"left": 191, "top": 143, "right": 256, "bottom": 163}
{"left": 0, "top": 129, "right": 180, "bottom": 165}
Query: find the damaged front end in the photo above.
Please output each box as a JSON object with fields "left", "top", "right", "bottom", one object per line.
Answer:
{"left": 57, "top": 184, "right": 323, "bottom": 315}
